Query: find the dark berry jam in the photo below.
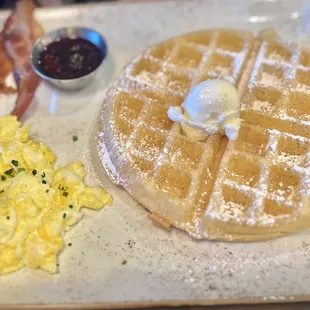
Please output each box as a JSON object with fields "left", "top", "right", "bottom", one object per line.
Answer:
{"left": 38, "top": 38, "right": 104, "bottom": 80}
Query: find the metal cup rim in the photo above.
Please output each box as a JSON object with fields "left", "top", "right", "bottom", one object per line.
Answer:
{"left": 30, "top": 26, "right": 108, "bottom": 90}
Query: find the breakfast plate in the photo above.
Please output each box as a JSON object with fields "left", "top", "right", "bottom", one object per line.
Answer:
{"left": 1, "top": 0, "right": 310, "bottom": 308}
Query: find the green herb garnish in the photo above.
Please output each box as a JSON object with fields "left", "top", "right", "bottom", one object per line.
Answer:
{"left": 1, "top": 176, "right": 6, "bottom": 181}
{"left": 4, "top": 168, "right": 14, "bottom": 176}
{"left": 18, "top": 168, "right": 25, "bottom": 172}
{"left": 46, "top": 189, "right": 49, "bottom": 193}
{"left": 6, "top": 216, "right": 10, "bottom": 220}
{"left": 69, "top": 205, "right": 73, "bottom": 209}
{"left": 11, "top": 160, "right": 18, "bottom": 167}
{"left": 63, "top": 192, "right": 68, "bottom": 197}
{"left": 72, "top": 135, "right": 78, "bottom": 142}
{"left": 41, "top": 172, "right": 46, "bottom": 178}
{"left": 68, "top": 243, "right": 72, "bottom": 247}
{"left": 122, "top": 260, "right": 127, "bottom": 265}
{"left": 63, "top": 213, "right": 67, "bottom": 219}
{"left": 0, "top": 190, "right": 4, "bottom": 193}
{"left": 32, "top": 170, "right": 37, "bottom": 176}
{"left": 42, "top": 180, "right": 47, "bottom": 184}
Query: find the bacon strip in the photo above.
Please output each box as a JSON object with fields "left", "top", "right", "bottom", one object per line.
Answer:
{"left": 0, "top": 42, "right": 15, "bottom": 94}
{"left": 1, "top": 0, "right": 44, "bottom": 119}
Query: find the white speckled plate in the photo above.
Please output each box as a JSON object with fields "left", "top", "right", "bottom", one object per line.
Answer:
{"left": 1, "top": 0, "right": 310, "bottom": 308}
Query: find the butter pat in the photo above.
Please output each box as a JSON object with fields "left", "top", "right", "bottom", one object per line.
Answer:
{"left": 168, "top": 79, "right": 241, "bottom": 141}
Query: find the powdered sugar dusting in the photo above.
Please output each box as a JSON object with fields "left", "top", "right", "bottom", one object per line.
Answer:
{"left": 277, "top": 151, "right": 305, "bottom": 167}
{"left": 135, "top": 70, "right": 169, "bottom": 89}
{"left": 267, "top": 52, "right": 287, "bottom": 62}
{"left": 218, "top": 201, "right": 247, "bottom": 223}
{"left": 296, "top": 82, "right": 310, "bottom": 93}
{"left": 130, "top": 137, "right": 164, "bottom": 160}
{"left": 274, "top": 185, "right": 299, "bottom": 200}
{"left": 259, "top": 213, "right": 276, "bottom": 226}
{"left": 212, "top": 65, "right": 232, "bottom": 77}
{"left": 252, "top": 100, "right": 274, "bottom": 113}
{"left": 260, "top": 71, "right": 282, "bottom": 86}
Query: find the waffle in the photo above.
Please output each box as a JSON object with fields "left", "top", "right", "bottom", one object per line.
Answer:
{"left": 98, "top": 29, "right": 310, "bottom": 241}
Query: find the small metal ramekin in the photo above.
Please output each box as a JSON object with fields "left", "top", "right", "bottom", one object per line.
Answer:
{"left": 30, "top": 27, "right": 107, "bottom": 91}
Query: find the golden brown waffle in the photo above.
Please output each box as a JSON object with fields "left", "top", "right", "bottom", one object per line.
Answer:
{"left": 98, "top": 29, "right": 310, "bottom": 241}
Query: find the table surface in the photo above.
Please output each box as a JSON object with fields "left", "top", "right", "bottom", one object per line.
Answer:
{"left": 159, "top": 305, "right": 310, "bottom": 310}
{"left": 1, "top": 1, "right": 310, "bottom": 309}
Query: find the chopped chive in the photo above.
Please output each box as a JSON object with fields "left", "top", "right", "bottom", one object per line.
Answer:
{"left": 63, "top": 213, "right": 67, "bottom": 219}
{"left": 42, "top": 179, "right": 47, "bottom": 184}
{"left": 4, "top": 168, "right": 14, "bottom": 176}
{"left": 11, "top": 160, "right": 18, "bottom": 167}
{"left": 63, "top": 192, "right": 68, "bottom": 197}
{"left": 46, "top": 189, "right": 49, "bottom": 193}
{"left": 56, "top": 263, "right": 59, "bottom": 267}
{"left": 68, "top": 243, "right": 72, "bottom": 247}
{"left": 69, "top": 205, "right": 73, "bottom": 209}
{"left": 1, "top": 176, "right": 6, "bottom": 181}
{"left": 32, "top": 170, "right": 37, "bottom": 176}
{"left": 72, "top": 135, "right": 78, "bottom": 142}
{"left": 122, "top": 260, "right": 127, "bottom": 265}
{"left": 18, "top": 168, "right": 25, "bottom": 172}
{"left": 6, "top": 216, "right": 10, "bottom": 220}
{"left": 41, "top": 172, "right": 46, "bottom": 178}
{"left": 0, "top": 190, "right": 4, "bottom": 193}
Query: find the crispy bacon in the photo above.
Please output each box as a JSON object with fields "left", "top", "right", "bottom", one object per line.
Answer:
{"left": 0, "top": 42, "right": 15, "bottom": 94}
{"left": 1, "top": 0, "right": 44, "bottom": 119}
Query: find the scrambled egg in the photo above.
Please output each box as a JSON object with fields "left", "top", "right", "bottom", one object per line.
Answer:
{"left": 0, "top": 116, "right": 112, "bottom": 274}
